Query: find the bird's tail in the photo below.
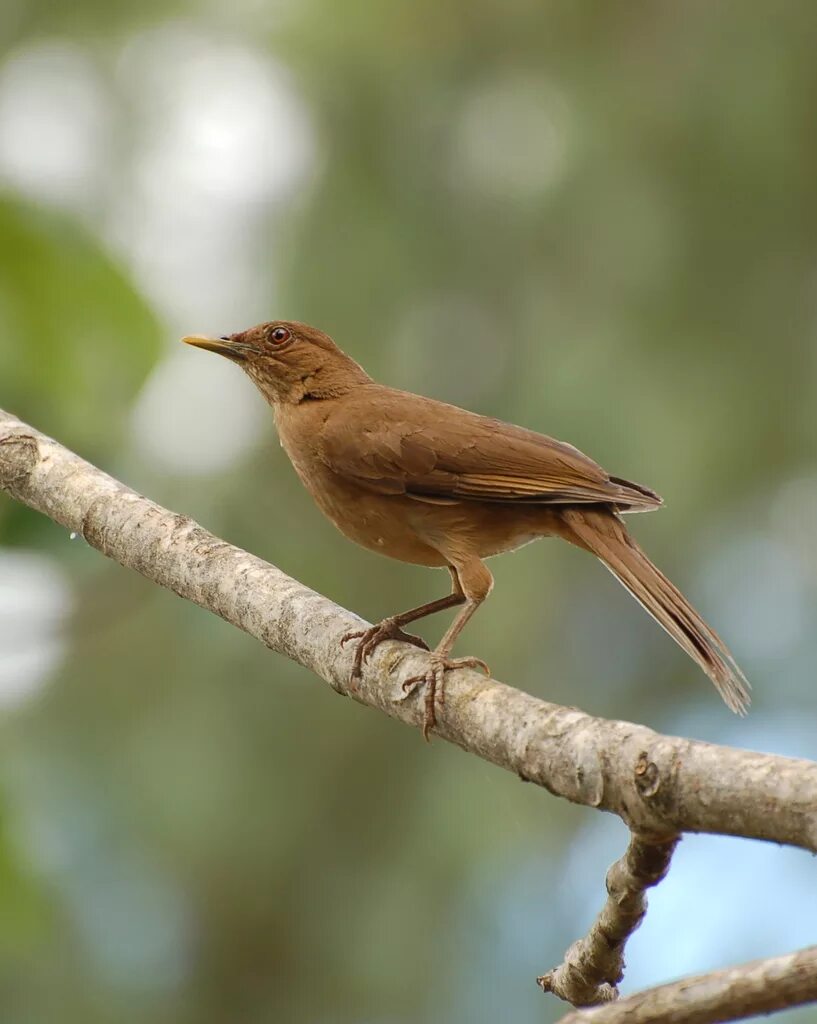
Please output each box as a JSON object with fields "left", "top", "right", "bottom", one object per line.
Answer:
{"left": 556, "top": 507, "right": 750, "bottom": 714}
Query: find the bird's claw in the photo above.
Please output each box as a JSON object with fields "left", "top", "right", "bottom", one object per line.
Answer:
{"left": 340, "top": 619, "right": 430, "bottom": 682}
{"left": 399, "top": 654, "right": 491, "bottom": 741}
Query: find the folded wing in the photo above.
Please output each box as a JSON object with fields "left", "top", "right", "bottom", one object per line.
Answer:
{"left": 319, "top": 389, "right": 661, "bottom": 512}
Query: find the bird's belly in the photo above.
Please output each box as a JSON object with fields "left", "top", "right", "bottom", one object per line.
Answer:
{"left": 344, "top": 493, "right": 555, "bottom": 565}
{"left": 288, "top": 452, "right": 558, "bottom": 567}
{"left": 297, "top": 468, "right": 449, "bottom": 566}
{"left": 461, "top": 503, "right": 557, "bottom": 558}
{"left": 478, "top": 526, "right": 542, "bottom": 557}
{"left": 337, "top": 502, "right": 450, "bottom": 566}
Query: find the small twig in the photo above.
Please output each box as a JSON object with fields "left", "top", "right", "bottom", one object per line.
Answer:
{"left": 538, "top": 832, "right": 679, "bottom": 1005}
{"left": 558, "top": 944, "right": 817, "bottom": 1024}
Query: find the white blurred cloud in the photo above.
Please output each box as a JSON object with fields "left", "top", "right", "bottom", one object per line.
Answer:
{"left": 109, "top": 23, "right": 320, "bottom": 471}
{"left": 0, "top": 40, "right": 112, "bottom": 210}
{"left": 771, "top": 474, "right": 817, "bottom": 581}
{"left": 118, "top": 24, "right": 315, "bottom": 205}
{"left": 111, "top": 24, "right": 318, "bottom": 326}
{"left": 695, "top": 531, "right": 807, "bottom": 663}
{"left": 130, "top": 345, "right": 269, "bottom": 475}
{"left": 451, "top": 71, "right": 572, "bottom": 201}
{"left": 0, "top": 549, "right": 72, "bottom": 708}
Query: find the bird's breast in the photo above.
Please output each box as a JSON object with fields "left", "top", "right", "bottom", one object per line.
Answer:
{"left": 282, "top": 446, "right": 447, "bottom": 566}
{"left": 274, "top": 405, "right": 559, "bottom": 566}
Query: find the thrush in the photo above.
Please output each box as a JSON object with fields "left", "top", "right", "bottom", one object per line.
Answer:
{"left": 183, "top": 321, "right": 749, "bottom": 738}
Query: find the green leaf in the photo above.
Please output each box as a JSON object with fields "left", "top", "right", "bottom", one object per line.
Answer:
{"left": 0, "top": 197, "right": 162, "bottom": 544}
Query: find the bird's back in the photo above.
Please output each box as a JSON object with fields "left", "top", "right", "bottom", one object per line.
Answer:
{"left": 313, "top": 382, "right": 662, "bottom": 513}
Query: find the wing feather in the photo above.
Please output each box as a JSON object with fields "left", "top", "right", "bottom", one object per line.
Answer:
{"left": 318, "top": 388, "right": 661, "bottom": 511}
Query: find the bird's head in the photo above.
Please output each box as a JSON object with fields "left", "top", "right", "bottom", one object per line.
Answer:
{"left": 182, "top": 320, "right": 370, "bottom": 404}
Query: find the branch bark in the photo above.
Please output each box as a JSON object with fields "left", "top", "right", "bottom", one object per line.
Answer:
{"left": 539, "top": 833, "right": 679, "bottom": 1005}
{"left": 2, "top": 408, "right": 817, "bottom": 853}
{"left": 558, "top": 945, "right": 817, "bottom": 1024}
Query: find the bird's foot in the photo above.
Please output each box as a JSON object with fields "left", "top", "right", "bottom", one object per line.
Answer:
{"left": 400, "top": 654, "right": 490, "bottom": 741}
{"left": 340, "top": 617, "right": 430, "bottom": 682}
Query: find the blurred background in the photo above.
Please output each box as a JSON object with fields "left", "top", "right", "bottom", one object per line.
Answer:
{"left": 1, "top": 1, "right": 816, "bottom": 1021}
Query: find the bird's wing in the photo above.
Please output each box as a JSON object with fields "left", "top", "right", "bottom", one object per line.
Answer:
{"left": 318, "top": 389, "right": 661, "bottom": 511}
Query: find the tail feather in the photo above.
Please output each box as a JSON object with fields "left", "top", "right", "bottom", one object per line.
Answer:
{"left": 558, "top": 508, "right": 750, "bottom": 714}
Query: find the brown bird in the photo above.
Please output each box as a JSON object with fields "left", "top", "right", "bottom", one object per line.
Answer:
{"left": 183, "top": 320, "right": 749, "bottom": 737}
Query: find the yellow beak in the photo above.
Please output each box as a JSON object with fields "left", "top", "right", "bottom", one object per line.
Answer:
{"left": 181, "top": 334, "right": 255, "bottom": 361}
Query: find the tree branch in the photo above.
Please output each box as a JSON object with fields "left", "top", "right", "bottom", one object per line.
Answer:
{"left": 558, "top": 945, "right": 817, "bottom": 1024}
{"left": 2, "top": 408, "right": 817, "bottom": 853}
{"left": 538, "top": 833, "right": 679, "bottom": 1005}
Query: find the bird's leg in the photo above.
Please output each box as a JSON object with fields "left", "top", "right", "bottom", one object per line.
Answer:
{"left": 400, "top": 560, "right": 493, "bottom": 740}
{"left": 341, "top": 567, "right": 465, "bottom": 681}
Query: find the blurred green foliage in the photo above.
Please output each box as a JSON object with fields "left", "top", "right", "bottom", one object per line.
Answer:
{"left": 0, "top": 197, "right": 161, "bottom": 543}
{"left": 1, "top": 2, "right": 817, "bottom": 1023}
{"left": 0, "top": 200, "right": 160, "bottom": 443}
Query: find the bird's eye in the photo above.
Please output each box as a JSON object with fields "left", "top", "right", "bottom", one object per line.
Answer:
{"left": 271, "top": 326, "right": 290, "bottom": 344}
